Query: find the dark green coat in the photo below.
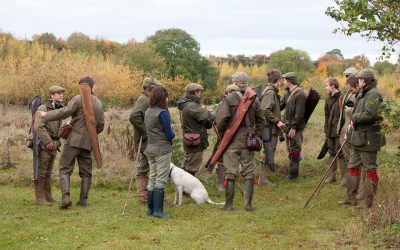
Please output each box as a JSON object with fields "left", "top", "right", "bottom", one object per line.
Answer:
{"left": 324, "top": 91, "right": 342, "bottom": 138}
{"left": 34, "top": 99, "right": 62, "bottom": 149}
{"left": 281, "top": 86, "right": 307, "bottom": 131}
{"left": 260, "top": 83, "right": 282, "bottom": 135}
{"left": 177, "top": 95, "right": 215, "bottom": 153}
{"left": 350, "top": 83, "right": 383, "bottom": 152}
{"left": 129, "top": 92, "right": 148, "bottom": 151}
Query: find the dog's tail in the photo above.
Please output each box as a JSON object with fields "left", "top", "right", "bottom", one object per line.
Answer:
{"left": 206, "top": 199, "right": 225, "bottom": 205}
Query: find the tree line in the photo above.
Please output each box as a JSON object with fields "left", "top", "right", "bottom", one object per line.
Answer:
{"left": 0, "top": 28, "right": 399, "bottom": 107}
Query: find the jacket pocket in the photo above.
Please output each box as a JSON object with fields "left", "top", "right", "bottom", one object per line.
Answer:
{"left": 350, "top": 130, "right": 367, "bottom": 147}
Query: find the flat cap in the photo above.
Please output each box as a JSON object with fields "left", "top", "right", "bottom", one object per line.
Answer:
{"left": 356, "top": 68, "right": 376, "bottom": 79}
{"left": 185, "top": 83, "right": 203, "bottom": 92}
{"left": 343, "top": 67, "right": 358, "bottom": 76}
{"left": 49, "top": 85, "right": 65, "bottom": 94}
{"left": 225, "top": 84, "right": 239, "bottom": 93}
{"left": 281, "top": 72, "right": 296, "bottom": 78}
{"left": 142, "top": 77, "right": 159, "bottom": 88}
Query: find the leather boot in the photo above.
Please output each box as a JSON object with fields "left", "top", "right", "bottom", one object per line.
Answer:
{"left": 258, "top": 163, "right": 274, "bottom": 186}
{"left": 244, "top": 179, "right": 254, "bottom": 211}
{"left": 336, "top": 158, "right": 347, "bottom": 188}
{"left": 357, "top": 170, "right": 378, "bottom": 209}
{"left": 325, "top": 156, "right": 337, "bottom": 183}
{"left": 35, "top": 178, "right": 52, "bottom": 205}
{"left": 44, "top": 176, "right": 55, "bottom": 203}
{"left": 147, "top": 190, "right": 154, "bottom": 216}
{"left": 222, "top": 179, "right": 235, "bottom": 211}
{"left": 135, "top": 175, "right": 148, "bottom": 205}
{"left": 77, "top": 177, "right": 91, "bottom": 207}
{"left": 215, "top": 165, "right": 225, "bottom": 192}
{"left": 60, "top": 175, "right": 72, "bottom": 209}
{"left": 338, "top": 169, "right": 360, "bottom": 206}
{"left": 152, "top": 188, "right": 171, "bottom": 218}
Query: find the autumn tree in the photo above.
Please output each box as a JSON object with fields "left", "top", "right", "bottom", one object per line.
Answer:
{"left": 326, "top": 0, "right": 400, "bottom": 57}
{"left": 268, "top": 47, "right": 314, "bottom": 82}
{"left": 373, "top": 60, "right": 396, "bottom": 75}
{"left": 33, "top": 32, "right": 64, "bottom": 50}
{"left": 67, "top": 32, "right": 95, "bottom": 54}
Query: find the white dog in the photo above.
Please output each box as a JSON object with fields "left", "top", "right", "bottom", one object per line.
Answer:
{"left": 169, "top": 163, "right": 224, "bottom": 205}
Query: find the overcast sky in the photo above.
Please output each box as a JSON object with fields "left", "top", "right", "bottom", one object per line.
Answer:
{"left": 0, "top": 0, "right": 398, "bottom": 63}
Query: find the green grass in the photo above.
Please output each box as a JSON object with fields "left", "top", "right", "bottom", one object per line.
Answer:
{"left": 1, "top": 102, "right": 399, "bottom": 249}
{"left": 1, "top": 175, "right": 372, "bottom": 249}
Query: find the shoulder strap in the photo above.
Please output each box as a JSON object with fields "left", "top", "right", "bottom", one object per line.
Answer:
{"left": 287, "top": 87, "right": 301, "bottom": 104}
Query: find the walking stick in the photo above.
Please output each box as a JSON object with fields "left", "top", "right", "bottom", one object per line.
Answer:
{"left": 122, "top": 136, "right": 143, "bottom": 215}
{"left": 303, "top": 137, "right": 348, "bottom": 209}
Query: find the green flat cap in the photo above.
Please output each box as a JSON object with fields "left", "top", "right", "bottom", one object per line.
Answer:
{"left": 185, "top": 83, "right": 203, "bottom": 92}
{"left": 49, "top": 85, "right": 65, "bottom": 94}
{"left": 356, "top": 68, "right": 376, "bottom": 79}
{"left": 282, "top": 72, "right": 296, "bottom": 78}
{"left": 343, "top": 67, "right": 358, "bottom": 76}
{"left": 142, "top": 77, "right": 159, "bottom": 87}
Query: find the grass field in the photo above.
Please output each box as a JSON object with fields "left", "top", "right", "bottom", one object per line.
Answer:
{"left": 0, "top": 103, "right": 399, "bottom": 249}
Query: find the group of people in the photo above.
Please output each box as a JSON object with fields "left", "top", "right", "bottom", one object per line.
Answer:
{"left": 31, "top": 67, "right": 384, "bottom": 218}
{"left": 130, "top": 70, "right": 312, "bottom": 217}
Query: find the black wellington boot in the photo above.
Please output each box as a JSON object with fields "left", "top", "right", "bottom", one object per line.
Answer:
{"left": 147, "top": 190, "right": 154, "bottom": 216}
{"left": 244, "top": 179, "right": 254, "bottom": 211}
{"left": 152, "top": 188, "right": 171, "bottom": 218}
{"left": 222, "top": 179, "right": 235, "bottom": 211}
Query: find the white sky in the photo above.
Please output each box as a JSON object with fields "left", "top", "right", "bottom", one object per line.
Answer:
{"left": 0, "top": 0, "right": 398, "bottom": 63}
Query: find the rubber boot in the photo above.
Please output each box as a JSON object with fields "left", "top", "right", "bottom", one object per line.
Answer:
{"left": 286, "top": 160, "right": 299, "bottom": 180}
{"left": 35, "top": 178, "right": 52, "bottom": 205}
{"left": 152, "top": 188, "right": 171, "bottom": 218}
{"left": 222, "top": 179, "right": 235, "bottom": 211}
{"left": 356, "top": 168, "right": 366, "bottom": 200}
{"left": 215, "top": 165, "right": 225, "bottom": 192}
{"left": 244, "top": 179, "right": 254, "bottom": 211}
{"left": 292, "top": 161, "right": 299, "bottom": 179}
{"left": 77, "top": 177, "right": 91, "bottom": 207}
{"left": 338, "top": 168, "right": 360, "bottom": 206}
{"left": 258, "top": 163, "right": 274, "bottom": 186}
{"left": 135, "top": 175, "right": 148, "bottom": 205}
{"left": 44, "top": 176, "right": 55, "bottom": 203}
{"left": 336, "top": 158, "right": 347, "bottom": 188}
{"left": 60, "top": 175, "right": 72, "bottom": 209}
{"left": 325, "top": 156, "right": 337, "bottom": 183}
{"left": 147, "top": 190, "right": 154, "bottom": 216}
{"left": 357, "top": 170, "right": 378, "bottom": 209}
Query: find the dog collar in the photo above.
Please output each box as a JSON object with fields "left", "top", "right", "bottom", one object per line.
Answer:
{"left": 169, "top": 166, "right": 174, "bottom": 177}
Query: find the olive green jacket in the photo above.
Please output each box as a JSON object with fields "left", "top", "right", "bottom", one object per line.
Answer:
{"left": 34, "top": 99, "right": 62, "bottom": 149}
{"left": 144, "top": 107, "right": 172, "bottom": 157}
{"left": 324, "top": 91, "right": 342, "bottom": 138}
{"left": 349, "top": 83, "right": 383, "bottom": 152}
{"left": 281, "top": 86, "right": 307, "bottom": 131}
{"left": 177, "top": 95, "right": 215, "bottom": 153}
{"left": 261, "top": 83, "right": 282, "bottom": 135}
{"left": 216, "top": 90, "right": 266, "bottom": 149}
{"left": 44, "top": 95, "right": 105, "bottom": 151}
{"left": 129, "top": 92, "right": 149, "bottom": 151}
